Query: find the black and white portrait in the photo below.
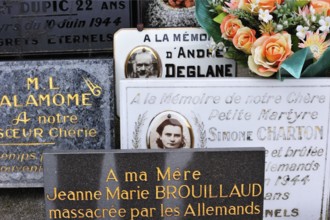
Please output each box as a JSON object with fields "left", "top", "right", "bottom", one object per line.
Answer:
{"left": 147, "top": 111, "right": 193, "bottom": 149}
{"left": 125, "top": 46, "right": 161, "bottom": 78}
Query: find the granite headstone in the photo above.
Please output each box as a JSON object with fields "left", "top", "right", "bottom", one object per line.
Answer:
{"left": 44, "top": 148, "right": 265, "bottom": 220}
{"left": 0, "top": 59, "right": 114, "bottom": 187}
{"left": 0, "top": 0, "right": 132, "bottom": 55}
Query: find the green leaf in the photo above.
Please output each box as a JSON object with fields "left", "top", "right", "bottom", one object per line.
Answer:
{"left": 278, "top": 48, "right": 313, "bottom": 79}
{"left": 213, "top": 12, "right": 227, "bottom": 24}
{"left": 294, "top": 0, "right": 310, "bottom": 8}
{"left": 278, "top": 46, "right": 330, "bottom": 80}
{"left": 302, "top": 47, "right": 330, "bottom": 77}
{"left": 215, "top": 5, "right": 223, "bottom": 13}
{"left": 195, "top": 0, "right": 222, "bottom": 43}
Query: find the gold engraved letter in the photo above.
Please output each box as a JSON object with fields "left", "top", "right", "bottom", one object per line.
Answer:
{"left": 106, "top": 169, "right": 118, "bottom": 182}
{"left": 27, "top": 78, "right": 39, "bottom": 90}
{"left": 49, "top": 77, "right": 59, "bottom": 90}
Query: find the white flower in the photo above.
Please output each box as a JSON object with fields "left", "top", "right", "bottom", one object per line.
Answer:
{"left": 258, "top": 9, "right": 273, "bottom": 23}
{"left": 311, "top": 15, "right": 316, "bottom": 22}
{"left": 208, "top": 38, "right": 225, "bottom": 57}
{"left": 276, "top": 24, "right": 283, "bottom": 31}
{"left": 310, "top": 6, "right": 315, "bottom": 15}
{"left": 296, "top": 25, "right": 309, "bottom": 40}
{"left": 319, "top": 17, "right": 330, "bottom": 32}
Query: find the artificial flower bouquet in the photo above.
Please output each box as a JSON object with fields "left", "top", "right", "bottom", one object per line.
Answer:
{"left": 195, "top": 0, "right": 330, "bottom": 78}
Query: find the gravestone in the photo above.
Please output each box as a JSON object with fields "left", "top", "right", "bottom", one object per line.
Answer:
{"left": 44, "top": 148, "right": 265, "bottom": 220}
{"left": 0, "top": 0, "right": 132, "bottom": 55}
{"left": 114, "top": 28, "right": 236, "bottom": 115}
{"left": 120, "top": 78, "right": 330, "bottom": 220}
{"left": 0, "top": 59, "right": 114, "bottom": 187}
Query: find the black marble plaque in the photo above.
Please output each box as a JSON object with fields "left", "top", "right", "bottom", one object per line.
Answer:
{"left": 0, "top": 0, "right": 131, "bottom": 55}
{"left": 0, "top": 59, "right": 114, "bottom": 187}
{"left": 44, "top": 148, "right": 265, "bottom": 220}
{"left": 144, "top": 0, "right": 198, "bottom": 27}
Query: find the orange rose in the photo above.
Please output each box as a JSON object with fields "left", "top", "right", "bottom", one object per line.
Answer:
{"left": 233, "top": 27, "right": 256, "bottom": 54}
{"left": 311, "top": 0, "right": 330, "bottom": 16}
{"left": 239, "top": 0, "right": 282, "bottom": 13}
{"left": 220, "top": 15, "right": 243, "bottom": 41}
{"left": 248, "top": 32, "right": 293, "bottom": 77}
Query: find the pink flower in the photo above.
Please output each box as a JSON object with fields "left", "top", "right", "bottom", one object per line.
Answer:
{"left": 220, "top": 15, "right": 243, "bottom": 41}
{"left": 239, "top": 0, "right": 283, "bottom": 14}
{"left": 248, "top": 32, "right": 293, "bottom": 77}
{"left": 311, "top": 0, "right": 330, "bottom": 16}
{"left": 299, "top": 31, "right": 330, "bottom": 60}
{"left": 225, "top": 0, "right": 240, "bottom": 9}
{"left": 233, "top": 27, "right": 257, "bottom": 54}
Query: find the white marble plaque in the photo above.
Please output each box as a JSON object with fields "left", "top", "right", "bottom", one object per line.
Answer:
{"left": 120, "top": 78, "right": 330, "bottom": 220}
{"left": 114, "top": 28, "right": 236, "bottom": 115}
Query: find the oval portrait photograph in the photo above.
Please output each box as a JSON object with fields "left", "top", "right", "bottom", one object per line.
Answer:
{"left": 125, "top": 46, "right": 162, "bottom": 78}
{"left": 147, "top": 111, "right": 194, "bottom": 149}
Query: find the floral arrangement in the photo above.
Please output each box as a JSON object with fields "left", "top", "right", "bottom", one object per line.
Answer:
{"left": 195, "top": 0, "right": 330, "bottom": 78}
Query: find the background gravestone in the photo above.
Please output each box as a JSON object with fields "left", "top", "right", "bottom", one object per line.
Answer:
{"left": 0, "top": 59, "right": 114, "bottom": 188}
{"left": 0, "top": 0, "right": 132, "bottom": 55}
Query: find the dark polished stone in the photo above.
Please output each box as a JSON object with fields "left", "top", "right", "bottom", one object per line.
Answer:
{"left": 0, "top": 0, "right": 132, "bottom": 55}
{"left": 0, "top": 59, "right": 114, "bottom": 187}
{"left": 44, "top": 148, "right": 264, "bottom": 220}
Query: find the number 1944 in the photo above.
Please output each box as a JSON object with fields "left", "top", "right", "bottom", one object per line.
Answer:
{"left": 275, "top": 175, "right": 310, "bottom": 186}
{"left": 89, "top": 17, "right": 121, "bottom": 27}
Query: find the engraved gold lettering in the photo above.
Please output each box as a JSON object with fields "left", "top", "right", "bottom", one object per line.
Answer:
{"left": 27, "top": 77, "right": 39, "bottom": 90}
{"left": 125, "top": 171, "right": 147, "bottom": 182}
{"left": 106, "top": 186, "right": 149, "bottom": 200}
{"left": 12, "top": 112, "right": 31, "bottom": 125}
{"left": 26, "top": 95, "right": 38, "bottom": 106}
{"left": 106, "top": 169, "right": 118, "bottom": 182}
{"left": 39, "top": 94, "right": 50, "bottom": 106}
{"left": 49, "top": 77, "right": 59, "bottom": 90}
{"left": 46, "top": 187, "right": 102, "bottom": 201}
{"left": 82, "top": 93, "right": 92, "bottom": 106}
{"left": 49, "top": 128, "right": 97, "bottom": 138}
{"left": 0, "top": 95, "right": 11, "bottom": 107}
{"left": 156, "top": 167, "right": 201, "bottom": 181}
{"left": 0, "top": 93, "right": 94, "bottom": 107}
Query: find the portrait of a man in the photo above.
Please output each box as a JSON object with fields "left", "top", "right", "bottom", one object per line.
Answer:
{"left": 125, "top": 46, "right": 161, "bottom": 78}
{"left": 147, "top": 111, "right": 193, "bottom": 149}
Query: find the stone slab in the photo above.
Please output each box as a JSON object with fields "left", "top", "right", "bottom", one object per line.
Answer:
{"left": 0, "top": 0, "right": 131, "bottom": 55}
{"left": 0, "top": 59, "right": 114, "bottom": 187}
{"left": 114, "top": 28, "right": 236, "bottom": 115}
{"left": 44, "top": 148, "right": 265, "bottom": 220}
{"left": 120, "top": 78, "right": 330, "bottom": 219}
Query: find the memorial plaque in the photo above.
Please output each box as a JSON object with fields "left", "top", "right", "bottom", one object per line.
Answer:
{"left": 114, "top": 28, "right": 236, "bottom": 115}
{"left": 143, "top": 0, "right": 198, "bottom": 27}
{"left": 0, "top": 0, "right": 131, "bottom": 55}
{"left": 120, "top": 78, "right": 330, "bottom": 219}
{"left": 44, "top": 149, "right": 265, "bottom": 220}
{"left": 0, "top": 59, "right": 114, "bottom": 187}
